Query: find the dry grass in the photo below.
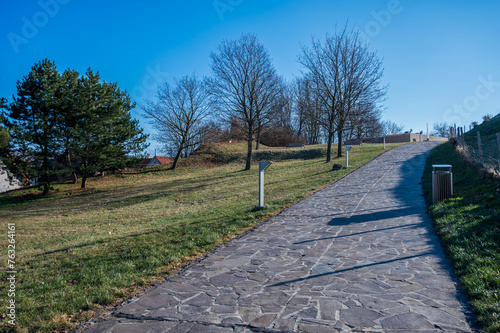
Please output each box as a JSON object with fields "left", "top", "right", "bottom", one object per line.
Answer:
{"left": 0, "top": 143, "right": 400, "bottom": 332}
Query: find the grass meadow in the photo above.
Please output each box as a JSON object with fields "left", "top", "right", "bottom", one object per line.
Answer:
{"left": 0, "top": 142, "right": 400, "bottom": 332}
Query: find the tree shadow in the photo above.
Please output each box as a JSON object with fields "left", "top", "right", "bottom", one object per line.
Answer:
{"left": 35, "top": 228, "right": 161, "bottom": 257}
{"left": 293, "top": 222, "right": 422, "bottom": 245}
{"left": 269, "top": 252, "right": 431, "bottom": 287}
{"left": 326, "top": 207, "right": 424, "bottom": 226}
{"left": 267, "top": 142, "right": 478, "bottom": 327}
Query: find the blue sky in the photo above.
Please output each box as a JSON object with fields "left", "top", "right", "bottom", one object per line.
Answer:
{"left": 2, "top": 1, "right": 500, "bottom": 153}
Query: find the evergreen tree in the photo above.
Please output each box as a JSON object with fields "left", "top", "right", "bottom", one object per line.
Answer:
{"left": 5, "top": 60, "right": 148, "bottom": 194}
{"left": 72, "top": 69, "right": 148, "bottom": 188}
{"left": 56, "top": 69, "right": 81, "bottom": 183}
{"left": 0, "top": 99, "right": 10, "bottom": 151}
{"left": 8, "top": 59, "right": 63, "bottom": 195}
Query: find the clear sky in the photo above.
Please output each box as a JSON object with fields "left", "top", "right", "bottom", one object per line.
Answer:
{"left": 1, "top": 0, "right": 500, "bottom": 153}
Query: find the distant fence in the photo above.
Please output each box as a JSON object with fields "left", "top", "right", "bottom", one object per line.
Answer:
{"left": 453, "top": 129, "right": 500, "bottom": 177}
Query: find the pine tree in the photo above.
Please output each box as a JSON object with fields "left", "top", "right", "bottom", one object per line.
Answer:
{"left": 8, "top": 59, "right": 63, "bottom": 195}
{"left": 56, "top": 69, "right": 81, "bottom": 183}
{"left": 5, "top": 60, "right": 148, "bottom": 194}
{"left": 0, "top": 99, "right": 10, "bottom": 150}
{"left": 71, "top": 69, "right": 148, "bottom": 188}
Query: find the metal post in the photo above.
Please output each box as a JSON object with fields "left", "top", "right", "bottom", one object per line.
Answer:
{"left": 477, "top": 131, "right": 483, "bottom": 164}
{"left": 346, "top": 146, "right": 351, "bottom": 167}
{"left": 383, "top": 136, "right": 386, "bottom": 149}
{"left": 259, "top": 170, "right": 264, "bottom": 207}
{"left": 497, "top": 133, "right": 500, "bottom": 170}
{"left": 258, "top": 161, "right": 273, "bottom": 208}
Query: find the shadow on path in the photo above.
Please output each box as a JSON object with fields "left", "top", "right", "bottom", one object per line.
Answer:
{"left": 293, "top": 222, "right": 422, "bottom": 245}
{"left": 270, "top": 253, "right": 432, "bottom": 287}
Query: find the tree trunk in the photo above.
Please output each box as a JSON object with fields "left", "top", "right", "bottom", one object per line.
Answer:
{"left": 256, "top": 128, "right": 261, "bottom": 150}
{"left": 42, "top": 182, "right": 50, "bottom": 196}
{"left": 81, "top": 159, "right": 88, "bottom": 188}
{"left": 81, "top": 176, "right": 87, "bottom": 189}
{"left": 172, "top": 142, "right": 184, "bottom": 170}
{"left": 326, "top": 131, "right": 333, "bottom": 163}
{"left": 337, "top": 129, "right": 343, "bottom": 157}
{"left": 66, "top": 145, "right": 75, "bottom": 183}
{"left": 41, "top": 154, "right": 50, "bottom": 195}
{"left": 245, "top": 130, "right": 253, "bottom": 171}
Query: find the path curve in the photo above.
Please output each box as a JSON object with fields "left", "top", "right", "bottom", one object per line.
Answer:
{"left": 84, "top": 143, "right": 477, "bottom": 333}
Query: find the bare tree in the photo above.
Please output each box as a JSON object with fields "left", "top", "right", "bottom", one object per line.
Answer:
{"left": 336, "top": 37, "right": 386, "bottom": 155}
{"left": 208, "top": 34, "right": 282, "bottom": 170}
{"left": 258, "top": 79, "right": 302, "bottom": 147}
{"left": 273, "top": 82, "right": 295, "bottom": 132}
{"left": 381, "top": 120, "right": 404, "bottom": 136}
{"left": 198, "top": 120, "right": 231, "bottom": 144}
{"left": 431, "top": 122, "right": 451, "bottom": 137}
{"left": 299, "top": 37, "right": 340, "bottom": 162}
{"left": 142, "top": 75, "right": 210, "bottom": 169}
{"left": 295, "top": 77, "right": 323, "bottom": 144}
{"left": 345, "top": 102, "right": 383, "bottom": 140}
{"left": 299, "top": 24, "right": 386, "bottom": 161}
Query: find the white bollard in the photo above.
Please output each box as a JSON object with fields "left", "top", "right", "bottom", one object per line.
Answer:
{"left": 258, "top": 161, "right": 273, "bottom": 208}
{"left": 346, "top": 146, "right": 351, "bottom": 167}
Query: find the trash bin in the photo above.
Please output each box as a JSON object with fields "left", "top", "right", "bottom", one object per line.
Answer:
{"left": 432, "top": 164, "right": 453, "bottom": 203}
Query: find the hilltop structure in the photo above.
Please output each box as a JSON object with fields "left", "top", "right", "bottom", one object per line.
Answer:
{"left": 140, "top": 155, "right": 174, "bottom": 168}
{"left": 345, "top": 134, "right": 447, "bottom": 145}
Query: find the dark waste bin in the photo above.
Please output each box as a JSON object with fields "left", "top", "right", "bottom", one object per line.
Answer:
{"left": 432, "top": 164, "right": 453, "bottom": 203}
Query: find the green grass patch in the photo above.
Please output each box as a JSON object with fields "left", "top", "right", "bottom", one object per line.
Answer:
{"left": 464, "top": 113, "right": 500, "bottom": 160}
{"left": 423, "top": 141, "right": 500, "bottom": 332}
{"left": 0, "top": 143, "right": 401, "bottom": 332}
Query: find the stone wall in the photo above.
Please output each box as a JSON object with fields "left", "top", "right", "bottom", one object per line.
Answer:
{"left": 385, "top": 134, "right": 447, "bottom": 143}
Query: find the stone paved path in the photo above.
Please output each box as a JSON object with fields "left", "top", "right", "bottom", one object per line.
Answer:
{"left": 84, "top": 143, "right": 477, "bottom": 333}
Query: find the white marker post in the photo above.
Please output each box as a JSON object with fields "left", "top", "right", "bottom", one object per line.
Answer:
{"left": 258, "top": 161, "right": 273, "bottom": 208}
{"left": 383, "top": 136, "right": 386, "bottom": 149}
{"left": 346, "top": 146, "right": 351, "bottom": 167}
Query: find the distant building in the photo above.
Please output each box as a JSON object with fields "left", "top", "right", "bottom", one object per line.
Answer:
{"left": 384, "top": 133, "right": 447, "bottom": 143}
{"left": 140, "top": 155, "right": 174, "bottom": 168}
{"left": 345, "top": 134, "right": 447, "bottom": 145}
{"left": 0, "top": 160, "right": 21, "bottom": 193}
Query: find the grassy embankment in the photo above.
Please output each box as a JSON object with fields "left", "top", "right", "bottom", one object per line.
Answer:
{"left": 464, "top": 113, "right": 500, "bottom": 161}
{"left": 423, "top": 140, "right": 500, "bottom": 332}
{"left": 0, "top": 142, "right": 401, "bottom": 332}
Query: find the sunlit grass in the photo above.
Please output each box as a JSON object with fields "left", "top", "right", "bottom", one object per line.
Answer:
{"left": 0, "top": 142, "right": 401, "bottom": 332}
{"left": 423, "top": 142, "right": 500, "bottom": 332}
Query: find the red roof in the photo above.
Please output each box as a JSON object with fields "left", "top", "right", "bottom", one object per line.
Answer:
{"left": 140, "top": 156, "right": 174, "bottom": 168}
{"left": 155, "top": 156, "right": 174, "bottom": 164}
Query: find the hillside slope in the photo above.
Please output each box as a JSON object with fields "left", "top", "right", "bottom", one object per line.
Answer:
{"left": 0, "top": 142, "right": 400, "bottom": 332}
{"left": 423, "top": 141, "right": 500, "bottom": 332}
{"left": 464, "top": 113, "right": 500, "bottom": 161}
